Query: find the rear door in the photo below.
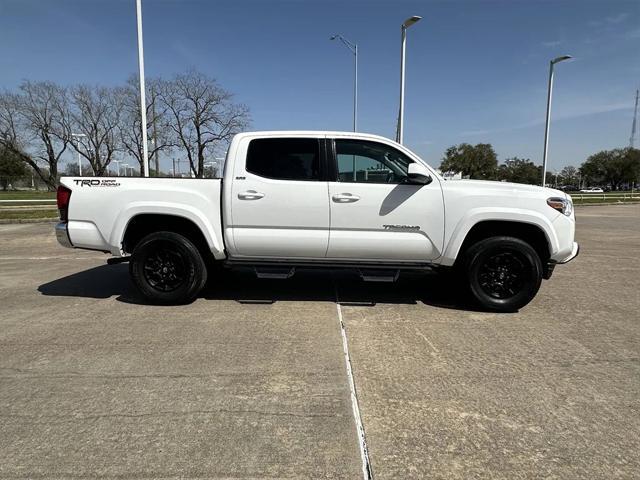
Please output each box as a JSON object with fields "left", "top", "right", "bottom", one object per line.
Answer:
{"left": 326, "top": 138, "right": 444, "bottom": 261}
{"left": 228, "top": 135, "right": 330, "bottom": 258}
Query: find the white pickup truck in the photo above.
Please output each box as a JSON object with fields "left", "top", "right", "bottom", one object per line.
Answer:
{"left": 55, "top": 131, "right": 578, "bottom": 311}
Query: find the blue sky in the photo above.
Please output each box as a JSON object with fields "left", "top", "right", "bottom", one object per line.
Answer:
{"left": 1, "top": 0, "right": 638, "bottom": 172}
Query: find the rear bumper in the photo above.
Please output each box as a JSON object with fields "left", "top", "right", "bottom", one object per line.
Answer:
{"left": 55, "top": 222, "right": 73, "bottom": 248}
{"left": 557, "top": 241, "right": 580, "bottom": 264}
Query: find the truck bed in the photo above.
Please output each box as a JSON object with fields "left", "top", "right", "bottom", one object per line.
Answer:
{"left": 59, "top": 177, "right": 224, "bottom": 257}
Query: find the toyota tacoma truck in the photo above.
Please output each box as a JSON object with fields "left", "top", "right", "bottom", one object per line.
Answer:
{"left": 55, "top": 131, "right": 578, "bottom": 311}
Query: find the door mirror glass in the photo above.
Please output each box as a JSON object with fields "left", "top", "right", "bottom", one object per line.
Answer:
{"left": 407, "top": 163, "right": 432, "bottom": 185}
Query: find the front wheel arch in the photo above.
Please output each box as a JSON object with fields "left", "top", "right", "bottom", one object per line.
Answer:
{"left": 455, "top": 220, "right": 551, "bottom": 269}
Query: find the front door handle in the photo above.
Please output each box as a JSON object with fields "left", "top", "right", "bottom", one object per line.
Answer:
{"left": 238, "top": 190, "right": 265, "bottom": 200}
{"left": 332, "top": 193, "right": 360, "bottom": 203}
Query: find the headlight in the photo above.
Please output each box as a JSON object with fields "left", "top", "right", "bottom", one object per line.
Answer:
{"left": 547, "top": 197, "right": 573, "bottom": 216}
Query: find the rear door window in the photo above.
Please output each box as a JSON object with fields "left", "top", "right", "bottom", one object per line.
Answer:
{"left": 246, "top": 138, "right": 321, "bottom": 181}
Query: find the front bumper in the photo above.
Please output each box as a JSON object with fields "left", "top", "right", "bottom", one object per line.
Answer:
{"left": 557, "top": 241, "right": 580, "bottom": 264}
{"left": 55, "top": 222, "right": 73, "bottom": 248}
{"left": 544, "top": 242, "right": 579, "bottom": 279}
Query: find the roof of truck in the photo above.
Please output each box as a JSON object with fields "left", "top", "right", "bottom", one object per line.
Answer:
{"left": 235, "top": 130, "right": 397, "bottom": 142}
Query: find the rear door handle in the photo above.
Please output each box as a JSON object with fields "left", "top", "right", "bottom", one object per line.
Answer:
{"left": 332, "top": 193, "right": 360, "bottom": 203}
{"left": 238, "top": 190, "right": 265, "bottom": 200}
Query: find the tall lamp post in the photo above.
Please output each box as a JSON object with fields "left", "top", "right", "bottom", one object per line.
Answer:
{"left": 135, "top": 0, "right": 150, "bottom": 177}
{"left": 396, "top": 15, "right": 421, "bottom": 145}
{"left": 541, "top": 55, "right": 572, "bottom": 187}
{"left": 71, "top": 133, "right": 87, "bottom": 176}
{"left": 330, "top": 34, "right": 358, "bottom": 132}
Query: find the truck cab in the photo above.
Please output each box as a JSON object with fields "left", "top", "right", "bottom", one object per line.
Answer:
{"left": 223, "top": 132, "right": 444, "bottom": 262}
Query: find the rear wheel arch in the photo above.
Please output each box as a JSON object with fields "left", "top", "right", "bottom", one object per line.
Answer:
{"left": 122, "top": 214, "right": 213, "bottom": 262}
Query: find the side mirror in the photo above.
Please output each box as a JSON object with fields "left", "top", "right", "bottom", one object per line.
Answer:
{"left": 407, "top": 163, "right": 432, "bottom": 185}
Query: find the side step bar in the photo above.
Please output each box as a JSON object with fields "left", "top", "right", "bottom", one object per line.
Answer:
{"left": 107, "top": 256, "right": 130, "bottom": 265}
{"left": 254, "top": 266, "right": 296, "bottom": 280}
{"left": 358, "top": 268, "right": 400, "bottom": 283}
{"left": 225, "top": 257, "right": 434, "bottom": 272}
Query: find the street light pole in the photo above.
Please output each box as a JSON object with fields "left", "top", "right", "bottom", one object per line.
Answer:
{"left": 330, "top": 34, "right": 358, "bottom": 132}
{"left": 396, "top": 16, "right": 421, "bottom": 145}
{"left": 541, "top": 55, "right": 572, "bottom": 187}
{"left": 135, "top": 0, "right": 150, "bottom": 177}
{"left": 71, "top": 133, "right": 87, "bottom": 176}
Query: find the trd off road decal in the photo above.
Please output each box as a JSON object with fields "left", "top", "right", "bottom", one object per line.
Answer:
{"left": 73, "top": 179, "right": 121, "bottom": 187}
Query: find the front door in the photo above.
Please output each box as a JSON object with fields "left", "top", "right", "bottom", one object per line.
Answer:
{"left": 327, "top": 138, "right": 444, "bottom": 261}
{"left": 229, "top": 135, "right": 330, "bottom": 258}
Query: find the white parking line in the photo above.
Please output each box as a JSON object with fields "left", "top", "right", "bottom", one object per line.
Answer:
{"left": 334, "top": 283, "right": 373, "bottom": 480}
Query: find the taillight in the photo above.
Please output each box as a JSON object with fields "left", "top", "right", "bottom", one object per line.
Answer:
{"left": 56, "top": 186, "right": 71, "bottom": 222}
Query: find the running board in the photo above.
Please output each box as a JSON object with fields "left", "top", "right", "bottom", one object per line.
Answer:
{"left": 225, "top": 257, "right": 434, "bottom": 271}
{"left": 358, "top": 268, "right": 400, "bottom": 283}
{"left": 254, "top": 266, "right": 296, "bottom": 280}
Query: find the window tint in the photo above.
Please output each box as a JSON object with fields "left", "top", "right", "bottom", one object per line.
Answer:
{"left": 246, "top": 138, "right": 320, "bottom": 181}
{"left": 335, "top": 139, "right": 412, "bottom": 184}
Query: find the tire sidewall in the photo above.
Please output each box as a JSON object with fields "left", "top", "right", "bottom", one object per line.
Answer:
{"left": 466, "top": 237, "right": 543, "bottom": 312}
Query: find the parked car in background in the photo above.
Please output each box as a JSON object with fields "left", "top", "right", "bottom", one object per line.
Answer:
{"left": 580, "top": 187, "right": 604, "bottom": 193}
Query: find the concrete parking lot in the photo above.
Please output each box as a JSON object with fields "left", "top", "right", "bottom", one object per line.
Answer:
{"left": 0, "top": 204, "right": 638, "bottom": 479}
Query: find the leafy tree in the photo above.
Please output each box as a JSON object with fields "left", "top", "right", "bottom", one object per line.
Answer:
{"left": 497, "top": 157, "right": 540, "bottom": 185}
{"left": 580, "top": 148, "right": 640, "bottom": 189}
{"left": 0, "top": 146, "right": 28, "bottom": 190}
{"left": 440, "top": 143, "right": 497, "bottom": 180}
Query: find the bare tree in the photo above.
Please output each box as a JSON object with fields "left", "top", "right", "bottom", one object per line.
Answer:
{"left": 0, "top": 81, "right": 71, "bottom": 190}
{"left": 158, "top": 70, "right": 250, "bottom": 177}
{"left": 119, "top": 76, "right": 171, "bottom": 176}
{"left": 69, "top": 85, "right": 123, "bottom": 176}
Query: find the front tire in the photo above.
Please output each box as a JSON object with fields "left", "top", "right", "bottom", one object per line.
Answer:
{"left": 464, "top": 236, "right": 542, "bottom": 312}
{"left": 129, "top": 231, "right": 207, "bottom": 304}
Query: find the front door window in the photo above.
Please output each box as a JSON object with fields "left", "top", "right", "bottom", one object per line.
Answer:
{"left": 335, "top": 139, "right": 412, "bottom": 184}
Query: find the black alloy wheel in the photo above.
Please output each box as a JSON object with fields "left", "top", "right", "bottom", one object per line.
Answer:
{"left": 130, "top": 231, "right": 207, "bottom": 304}
{"left": 142, "top": 241, "right": 188, "bottom": 292}
{"left": 465, "top": 236, "right": 543, "bottom": 312}
{"left": 477, "top": 251, "right": 527, "bottom": 300}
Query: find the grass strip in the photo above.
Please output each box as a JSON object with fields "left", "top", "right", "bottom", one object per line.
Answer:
{"left": 0, "top": 209, "right": 59, "bottom": 220}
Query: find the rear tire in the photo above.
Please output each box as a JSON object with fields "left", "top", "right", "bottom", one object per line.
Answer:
{"left": 129, "top": 231, "right": 207, "bottom": 304}
{"left": 464, "top": 236, "right": 542, "bottom": 312}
